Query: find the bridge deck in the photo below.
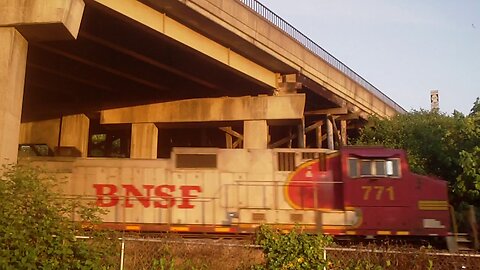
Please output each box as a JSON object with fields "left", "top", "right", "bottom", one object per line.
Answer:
{"left": 140, "top": 0, "right": 404, "bottom": 117}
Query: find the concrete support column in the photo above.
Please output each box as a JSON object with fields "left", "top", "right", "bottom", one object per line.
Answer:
{"left": 0, "top": 28, "right": 27, "bottom": 165}
{"left": 131, "top": 123, "right": 158, "bottom": 159}
{"left": 326, "top": 118, "right": 334, "bottom": 150}
{"left": 340, "top": 120, "right": 347, "bottom": 146}
{"left": 60, "top": 114, "right": 90, "bottom": 157}
{"left": 244, "top": 120, "right": 268, "bottom": 149}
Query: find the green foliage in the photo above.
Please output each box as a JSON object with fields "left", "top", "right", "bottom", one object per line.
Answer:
{"left": 355, "top": 98, "right": 480, "bottom": 207}
{"left": 253, "top": 225, "right": 332, "bottom": 269}
{"left": 0, "top": 165, "right": 119, "bottom": 269}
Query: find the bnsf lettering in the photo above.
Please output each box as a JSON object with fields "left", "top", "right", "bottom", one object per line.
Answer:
{"left": 93, "top": 184, "right": 202, "bottom": 209}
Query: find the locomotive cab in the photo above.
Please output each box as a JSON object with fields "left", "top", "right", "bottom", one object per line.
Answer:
{"left": 341, "top": 146, "right": 450, "bottom": 237}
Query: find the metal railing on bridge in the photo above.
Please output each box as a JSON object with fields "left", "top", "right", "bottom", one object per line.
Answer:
{"left": 238, "top": 0, "right": 405, "bottom": 113}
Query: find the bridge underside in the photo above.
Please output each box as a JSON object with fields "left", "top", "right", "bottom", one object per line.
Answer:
{"left": 23, "top": 3, "right": 273, "bottom": 122}
{"left": 1, "top": 0, "right": 400, "bottom": 164}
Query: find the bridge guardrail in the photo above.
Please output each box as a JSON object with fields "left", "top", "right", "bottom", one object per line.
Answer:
{"left": 238, "top": 0, "right": 405, "bottom": 113}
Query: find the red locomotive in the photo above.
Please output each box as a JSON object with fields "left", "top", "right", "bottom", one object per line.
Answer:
{"left": 25, "top": 146, "right": 451, "bottom": 240}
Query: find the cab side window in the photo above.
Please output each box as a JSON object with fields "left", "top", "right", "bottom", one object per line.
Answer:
{"left": 348, "top": 158, "right": 400, "bottom": 178}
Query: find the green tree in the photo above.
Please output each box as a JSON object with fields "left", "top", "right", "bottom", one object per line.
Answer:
{"left": 355, "top": 98, "right": 480, "bottom": 207}
{"left": 454, "top": 98, "right": 480, "bottom": 204}
{"left": 0, "top": 164, "right": 119, "bottom": 269}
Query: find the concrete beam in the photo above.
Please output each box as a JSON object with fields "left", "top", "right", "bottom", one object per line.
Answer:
{"left": 101, "top": 94, "right": 306, "bottom": 124}
{"left": 0, "top": 0, "right": 85, "bottom": 40}
{"left": 131, "top": 123, "right": 158, "bottom": 159}
{"left": 0, "top": 28, "right": 27, "bottom": 165}
{"left": 93, "top": 0, "right": 276, "bottom": 88}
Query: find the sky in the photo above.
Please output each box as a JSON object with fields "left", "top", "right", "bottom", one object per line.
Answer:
{"left": 257, "top": 0, "right": 480, "bottom": 114}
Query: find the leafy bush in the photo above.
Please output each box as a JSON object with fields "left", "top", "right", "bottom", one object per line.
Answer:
{"left": 0, "top": 164, "right": 119, "bottom": 269}
{"left": 253, "top": 225, "right": 332, "bottom": 269}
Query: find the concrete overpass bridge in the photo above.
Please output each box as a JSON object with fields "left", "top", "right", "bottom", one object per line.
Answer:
{"left": 0, "top": 0, "right": 404, "bottom": 164}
